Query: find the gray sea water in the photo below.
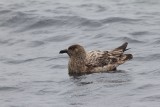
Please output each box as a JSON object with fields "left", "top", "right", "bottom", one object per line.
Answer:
{"left": 0, "top": 0, "right": 160, "bottom": 107}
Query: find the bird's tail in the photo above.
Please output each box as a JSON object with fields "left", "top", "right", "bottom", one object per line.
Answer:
{"left": 113, "top": 42, "right": 129, "bottom": 52}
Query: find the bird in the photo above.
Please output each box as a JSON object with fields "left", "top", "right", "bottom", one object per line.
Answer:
{"left": 59, "top": 42, "right": 133, "bottom": 75}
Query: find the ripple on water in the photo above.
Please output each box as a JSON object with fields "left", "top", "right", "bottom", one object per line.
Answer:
{"left": 0, "top": 39, "right": 12, "bottom": 45}
{"left": 0, "top": 11, "right": 141, "bottom": 33}
{"left": 3, "top": 57, "right": 50, "bottom": 65}
{"left": 50, "top": 64, "right": 66, "bottom": 69}
{"left": 141, "top": 95, "right": 160, "bottom": 102}
{"left": 78, "top": 3, "right": 107, "bottom": 12}
{"left": 44, "top": 35, "right": 74, "bottom": 42}
{"left": 129, "top": 31, "right": 150, "bottom": 36}
{"left": 114, "top": 37, "right": 145, "bottom": 43}
{"left": 0, "top": 86, "right": 19, "bottom": 92}
{"left": 69, "top": 71, "right": 131, "bottom": 87}
{"left": 151, "top": 39, "right": 160, "bottom": 44}
{"left": 26, "top": 18, "right": 62, "bottom": 30}
{"left": 0, "top": 9, "right": 12, "bottom": 14}
{"left": 20, "top": 15, "right": 103, "bottom": 31}
{"left": 100, "top": 17, "right": 141, "bottom": 24}
{"left": 0, "top": 11, "right": 34, "bottom": 28}
{"left": 58, "top": 15, "right": 103, "bottom": 28}
{"left": 0, "top": 39, "right": 25, "bottom": 46}
{"left": 134, "top": 53, "right": 160, "bottom": 61}
{"left": 134, "top": 84, "right": 155, "bottom": 91}
{"left": 17, "top": 16, "right": 139, "bottom": 32}
{"left": 28, "top": 41, "right": 45, "bottom": 47}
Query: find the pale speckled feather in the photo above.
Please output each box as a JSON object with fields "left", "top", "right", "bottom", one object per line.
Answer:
{"left": 86, "top": 50, "right": 110, "bottom": 67}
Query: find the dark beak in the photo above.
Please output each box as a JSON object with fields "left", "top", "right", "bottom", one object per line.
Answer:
{"left": 59, "top": 49, "right": 68, "bottom": 54}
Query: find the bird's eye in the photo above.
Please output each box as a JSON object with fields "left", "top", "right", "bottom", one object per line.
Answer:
{"left": 69, "top": 47, "right": 74, "bottom": 50}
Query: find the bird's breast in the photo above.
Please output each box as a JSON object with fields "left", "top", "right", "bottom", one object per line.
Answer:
{"left": 68, "top": 58, "right": 86, "bottom": 74}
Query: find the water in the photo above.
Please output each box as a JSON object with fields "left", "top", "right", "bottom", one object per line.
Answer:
{"left": 0, "top": 0, "right": 160, "bottom": 107}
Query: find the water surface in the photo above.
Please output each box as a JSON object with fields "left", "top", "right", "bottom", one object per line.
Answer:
{"left": 0, "top": 0, "right": 160, "bottom": 107}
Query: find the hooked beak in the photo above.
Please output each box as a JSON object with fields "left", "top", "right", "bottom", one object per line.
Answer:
{"left": 59, "top": 49, "right": 68, "bottom": 54}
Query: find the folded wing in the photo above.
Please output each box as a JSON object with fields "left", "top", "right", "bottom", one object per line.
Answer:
{"left": 85, "top": 42, "right": 133, "bottom": 69}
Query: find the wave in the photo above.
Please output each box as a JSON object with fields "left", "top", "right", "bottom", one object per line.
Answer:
{"left": 134, "top": 84, "right": 154, "bottom": 90}
{"left": 100, "top": 17, "right": 140, "bottom": 24}
{"left": 24, "top": 15, "right": 103, "bottom": 30}
{"left": 0, "top": 38, "right": 25, "bottom": 46}
{"left": 141, "top": 95, "right": 160, "bottom": 102}
{"left": 0, "top": 86, "right": 19, "bottom": 91}
{"left": 50, "top": 64, "right": 66, "bottom": 69}
{"left": 0, "top": 9, "right": 12, "bottom": 14}
{"left": 134, "top": 53, "right": 160, "bottom": 61}
{"left": 0, "top": 39, "right": 12, "bottom": 45}
{"left": 3, "top": 57, "right": 50, "bottom": 65}
{"left": 0, "top": 9, "right": 141, "bottom": 32}
{"left": 78, "top": 3, "right": 107, "bottom": 12}
{"left": 23, "top": 16, "right": 141, "bottom": 32}
{"left": 151, "top": 39, "right": 160, "bottom": 44}
{"left": 129, "top": 31, "right": 150, "bottom": 36}
{"left": 28, "top": 41, "right": 45, "bottom": 47}
{"left": 0, "top": 11, "right": 34, "bottom": 28}
{"left": 44, "top": 35, "right": 73, "bottom": 42}
{"left": 26, "top": 16, "right": 140, "bottom": 29}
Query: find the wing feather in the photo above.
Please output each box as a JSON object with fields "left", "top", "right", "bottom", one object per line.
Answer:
{"left": 85, "top": 51, "right": 110, "bottom": 67}
{"left": 85, "top": 42, "right": 132, "bottom": 68}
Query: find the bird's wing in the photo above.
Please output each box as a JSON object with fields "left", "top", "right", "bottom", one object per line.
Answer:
{"left": 85, "top": 42, "right": 132, "bottom": 68}
{"left": 85, "top": 50, "right": 111, "bottom": 67}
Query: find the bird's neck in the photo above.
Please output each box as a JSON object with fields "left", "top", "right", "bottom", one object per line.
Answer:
{"left": 68, "top": 56, "right": 86, "bottom": 74}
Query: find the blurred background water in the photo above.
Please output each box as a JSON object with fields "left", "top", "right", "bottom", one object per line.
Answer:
{"left": 0, "top": 0, "right": 160, "bottom": 107}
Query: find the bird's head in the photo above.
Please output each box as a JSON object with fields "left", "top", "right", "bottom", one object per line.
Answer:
{"left": 59, "top": 44, "right": 86, "bottom": 58}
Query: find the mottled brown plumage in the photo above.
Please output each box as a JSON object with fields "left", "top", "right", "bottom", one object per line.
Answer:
{"left": 59, "top": 42, "right": 133, "bottom": 75}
